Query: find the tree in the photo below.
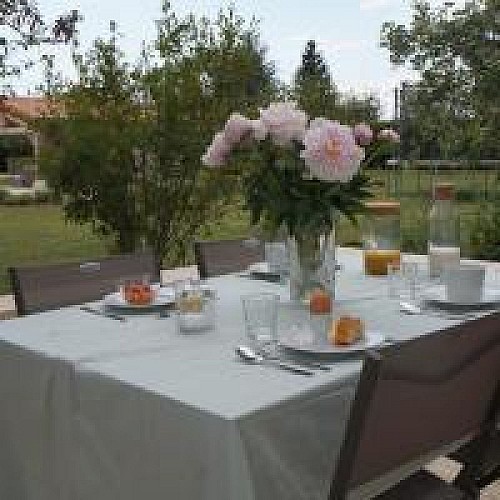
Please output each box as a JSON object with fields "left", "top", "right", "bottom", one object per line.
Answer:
{"left": 293, "top": 40, "right": 339, "bottom": 118}
{"left": 382, "top": 0, "right": 500, "bottom": 159}
{"left": 1, "top": 1, "right": 79, "bottom": 82}
{"left": 293, "top": 39, "right": 379, "bottom": 124}
{"left": 39, "top": 5, "right": 275, "bottom": 273}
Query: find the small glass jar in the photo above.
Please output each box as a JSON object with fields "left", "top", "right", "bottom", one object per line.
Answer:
{"left": 363, "top": 200, "right": 401, "bottom": 276}
{"left": 175, "top": 279, "right": 216, "bottom": 333}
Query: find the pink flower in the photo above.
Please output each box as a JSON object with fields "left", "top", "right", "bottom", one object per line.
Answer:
{"left": 223, "top": 113, "right": 254, "bottom": 145}
{"left": 249, "top": 119, "right": 267, "bottom": 141}
{"left": 201, "top": 132, "right": 231, "bottom": 167}
{"left": 259, "top": 102, "right": 308, "bottom": 146}
{"left": 378, "top": 128, "right": 400, "bottom": 143}
{"left": 353, "top": 123, "right": 373, "bottom": 146}
{"left": 301, "top": 119, "right": 364, "bottom": 182}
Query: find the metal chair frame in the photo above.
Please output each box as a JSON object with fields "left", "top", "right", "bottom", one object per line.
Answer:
{"left": 194, "top": 238, "right": 265, "bottom": 279}
{"left": 329, "top": 314, "right": 500, "bottom": 500}
{"left": 9, "top": 251, "right": 158, "bottom": 316}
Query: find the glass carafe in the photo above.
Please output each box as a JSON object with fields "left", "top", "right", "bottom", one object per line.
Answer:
{"left": 428, "top": 183, "right": 460, "bottom": 278}
{"left": 363, "top": 200, "right": 401, "bottom": 276}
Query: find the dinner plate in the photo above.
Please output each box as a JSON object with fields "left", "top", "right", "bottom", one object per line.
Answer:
{"left": 103, "top": 286, "right": 175, "bottom": 310}
{"left": 422, "top": 285, "right": 500, "bottom": 310}
{"left": 280, "top": 330, "right": 386, "bottom": 358}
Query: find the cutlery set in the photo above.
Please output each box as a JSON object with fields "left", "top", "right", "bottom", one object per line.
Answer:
{"left": 399, "top": 301, "right": 497, "bottom": 321}
{"left": 235, "top": 345, "right": 331, "bottom": 376}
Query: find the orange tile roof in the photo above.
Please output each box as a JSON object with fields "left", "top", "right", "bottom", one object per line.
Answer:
{"left": 0, "top": 96, "right": 62, "bottom": 120}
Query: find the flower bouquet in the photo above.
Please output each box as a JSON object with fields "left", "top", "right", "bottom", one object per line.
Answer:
{"left": 202, "top": 102, "right": 399, "bottom": 299}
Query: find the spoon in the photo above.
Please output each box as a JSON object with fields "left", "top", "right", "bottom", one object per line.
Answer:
{"left": 235, "top": 346, "right": 314, "bottom": 376}
{"left": 399, "top": 301, "right": 482, "bottom": 321}
{"left": 399, "top": 301, "right": 422, "bottom": 315}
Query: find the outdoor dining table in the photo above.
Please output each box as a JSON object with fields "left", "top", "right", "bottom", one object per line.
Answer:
{"left": 0, "top": 248, "right": 498, "bottom": 500}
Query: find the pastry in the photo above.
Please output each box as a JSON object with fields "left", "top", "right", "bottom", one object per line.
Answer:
{"left": 124, "top": 283, "right": 154, "bottom": 305}
{"left": 329, "top": 316, "right": 364, "bottom": 346}
{"left": 309, "top": 288, "right": 332, "bottom": 314}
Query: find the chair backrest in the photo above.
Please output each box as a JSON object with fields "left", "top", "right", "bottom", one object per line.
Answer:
{"left": 8, "top": 251, "right": 158, "bottom": 316}
{"left": 329, "top": 314, "right": 500, "bottom": 499}
{"left": 194, "top": 238, "right": 265, "bottom": 279}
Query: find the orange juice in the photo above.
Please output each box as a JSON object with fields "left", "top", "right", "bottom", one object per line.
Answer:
{"left": 364, "top": 249, "right": 401, "bottom": 276}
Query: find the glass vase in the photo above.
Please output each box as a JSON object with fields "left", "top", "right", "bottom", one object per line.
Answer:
{"left": 288, "top": 226, "right": 337, "bottom": 302}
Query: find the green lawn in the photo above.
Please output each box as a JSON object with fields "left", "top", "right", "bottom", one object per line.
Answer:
{"left": 0, "top": 204, "right": 256, "bottom": 295}
{"left": 0, "top": 166, "right": 497, "bottom": 295}
{"left": 0, "top": 205, "right": 111, "bottom": 294}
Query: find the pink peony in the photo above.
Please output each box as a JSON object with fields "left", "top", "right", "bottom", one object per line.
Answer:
{"left": 201, "top": 132, "right": 231, "bottom": 167}
{"left": 249, "top": 119, "right": 268, "bottom": 141}
{"left": 259, "top": 101, "right": 308, "bottom": 146}
{"left": 378, "top": 128, "right": 400, "bottom": 143}
{"left": 301, "top": 119, "right": 364, "bottom": 182}
{"left": 353, "top": 123, "right": 374, "bottom": 146}
{"left": 223, "top": 113, "right": 254, "bottom": 145}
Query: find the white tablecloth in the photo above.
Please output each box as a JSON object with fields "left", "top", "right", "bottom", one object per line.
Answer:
{"left": 0, "top": 249, "right": 494, "bottom": 500}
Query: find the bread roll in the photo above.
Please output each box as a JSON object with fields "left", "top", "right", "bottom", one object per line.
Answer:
{"left": 329, "top": 316, "right": 364, "bottom": 346}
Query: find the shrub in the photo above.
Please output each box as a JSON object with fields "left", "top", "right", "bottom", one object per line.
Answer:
{"left": 469, "top": 202, "right": 500, "bottom": 261}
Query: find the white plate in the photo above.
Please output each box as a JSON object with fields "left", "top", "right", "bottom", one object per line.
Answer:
{"left": 103, "top": 287, "right": 175, "bottom": 310}
{"left": 280, "top": 330, "right": 386, "bottom": 357}
{"left": 422, "top": 285, "right": 500, "bottom": 310}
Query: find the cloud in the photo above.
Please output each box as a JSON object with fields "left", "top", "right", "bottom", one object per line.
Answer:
{"left": 359, "top": 0, "right": 394, "bottom": 11}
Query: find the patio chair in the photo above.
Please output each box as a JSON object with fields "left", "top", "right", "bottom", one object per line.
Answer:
{"left": 329, "top": 314, "right": 500, "bottom": 500}
{"left": 8, "top": 251, "right": 158, "bottom": 316}
{"left": 194, "top": 238, "right": 265, "bottom": 279}
{"left": 450, "top": 399, "right": 500, "bottom": 495}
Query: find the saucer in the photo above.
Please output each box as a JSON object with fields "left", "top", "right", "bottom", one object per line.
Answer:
{"left": 422, "top": 285, "right": 500, "bottom": 310}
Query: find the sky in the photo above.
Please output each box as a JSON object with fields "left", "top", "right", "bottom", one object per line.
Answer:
{"left": 8, "top": 0, "right": 429, "bottom": 118}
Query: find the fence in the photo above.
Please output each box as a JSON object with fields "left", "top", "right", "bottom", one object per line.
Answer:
{"left": 362, "top": 160, "right": 500, "bottom": 259}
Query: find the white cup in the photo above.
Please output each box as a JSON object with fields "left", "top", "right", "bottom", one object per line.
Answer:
{"left": 264, "top": 242, "right": 289, "bottom": 275}
{"left": 444, "top": 264, "right": 485, "bottom": 304}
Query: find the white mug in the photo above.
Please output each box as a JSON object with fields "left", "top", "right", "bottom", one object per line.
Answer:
{"left": 444, "top": 264, "right": 485, "bottom": 304}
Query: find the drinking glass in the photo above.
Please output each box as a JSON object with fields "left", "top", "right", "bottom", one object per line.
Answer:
{"left": 264, "top": 242, "right": 289, "bottom": 278}
{"left": 241, "top": 293, "right": 279, "bottom": 357}
{"left": 387, "top": 260, "right": 431, "bottom": 303}
{"left": 175, "top": 279, "right": 216, "bottom": 333}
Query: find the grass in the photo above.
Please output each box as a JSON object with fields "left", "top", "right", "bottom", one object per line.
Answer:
{"left": 0, "top": 205, "right": 111, "bottom": 294}
{"left": 0, "top": 166, "right": 498, "bottom": 296}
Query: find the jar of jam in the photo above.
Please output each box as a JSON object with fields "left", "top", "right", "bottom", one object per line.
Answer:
{"left": 363, "top": 200, "right": 400, "bottom": 276}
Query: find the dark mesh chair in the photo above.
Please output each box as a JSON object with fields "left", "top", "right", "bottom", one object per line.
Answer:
{"left": 8, "top": 251, "right": 158, "bottom": 316}
{"left": 451, "top": 406, "right": 500, "bottom": 494}
{"left": 194, "top": 238, "right": 265, "bottom": 279}
{"left": 329, "top": 314, "right": 500, "bottom": 500}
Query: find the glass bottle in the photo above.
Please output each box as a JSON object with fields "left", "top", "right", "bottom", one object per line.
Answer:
{"left": 428, "top": 182, "right": 460, "bottom": 278}
{"left": 363, "top": 200, "right": 401, "bottom": 276}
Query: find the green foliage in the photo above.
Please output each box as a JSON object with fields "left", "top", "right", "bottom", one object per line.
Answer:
{"left": 470, "top": 200, "right": 500, "bottom": 261}
{"left": 0, "top": 1, "right": 79, "bottom": 80}
{"left": 0, "top": 135, "right": 33, "bottom": 158}
{"left": 292, "top": 39, "right": 378, "bottom": 123}
{"left": 239, "top": 139, "right": 373, "bottom": 238}
{"left": 382, "top": 0, "right": 500, "bottom": 159}
{"left": 293, "top": 40, "right": 339, "bottom": 118}
{"left": 39, "top": 6, "right": 275, "bottom": 272}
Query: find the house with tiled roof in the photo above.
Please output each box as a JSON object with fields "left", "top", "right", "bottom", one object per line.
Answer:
{"left": 0, "top": 96, "right": 51, "bottom": 176}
